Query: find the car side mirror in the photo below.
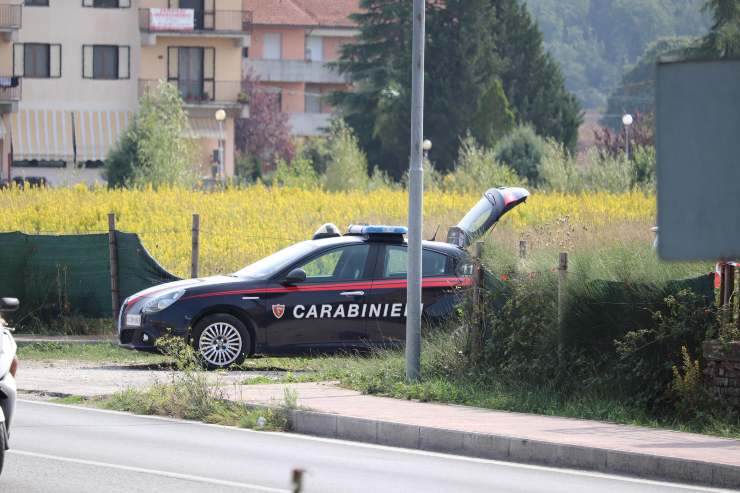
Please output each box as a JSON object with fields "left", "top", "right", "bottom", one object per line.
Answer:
{"left": 0, "top": 298, "right": 19, "bottom": 313}
{"left": 283, "top": 268, "right": 306, "bottom": 285}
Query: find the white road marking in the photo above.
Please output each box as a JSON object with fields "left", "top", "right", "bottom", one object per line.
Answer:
{"left": 9, "top": 450, "right": 289, "bottom": 493}
{"left": 17, "top": 399, "right": 733, "bottom": 492}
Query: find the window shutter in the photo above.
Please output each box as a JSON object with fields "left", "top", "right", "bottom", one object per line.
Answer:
{"left": 13, "top": 44, "right": 24, "bottom": 77}
{"left": 119, "top": 0, "right": 131, "bottom": 7}
{"left": 82, "top": 45, "right": 94, "bottom": 79}
{"left": 167, "top": 47, "right": 179, "bottom": 81}
{"left": 118, "top": 46, "right": 130, "bottom": 79}
{"left": 50, "top": 44, "right": 62, "bottom": 78}
{"left": 204, "top": 47, "right": 215, "bottom": 79}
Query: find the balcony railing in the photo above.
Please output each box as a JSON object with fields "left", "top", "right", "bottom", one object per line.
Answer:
{"left": 0, "top": 4, "right": 22, "bottom": 30}
{"left": 245, "top": 59, "right": 348, "bottom": 84}
{"left": 0, "top": 77, "right": 21, "bottom": 102}
{"left": 138, "top": 8, "right": 252, "bottom": 33}
{"left": 139, "top": 79, "right": 244, "bottom": 105}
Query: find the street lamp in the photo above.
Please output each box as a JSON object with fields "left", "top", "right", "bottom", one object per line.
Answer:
{"left": 215, "top": 109, "right": 226, "bottom": 179}
{"left": 422, "top": 139, "right": 432, "bottom": 160}
{"left": 622, "top": 113, "right": 633, "bottom": 160}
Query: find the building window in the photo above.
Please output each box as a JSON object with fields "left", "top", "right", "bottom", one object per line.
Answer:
{"left": 13, "top": 43, "right": 61, "bottom": 78}
{"left": 263, "top": 33, "right": 282, "bottom": 60}
{"left": 24, "top": 44, "right": 49, "bottom": 78}
{"left": 24, "top": 0, "right": 49, "bottom": 6}
{"left": 94, "top": 46, "right": 118, "bottom": 79}
{"left": 305, "top": 36, "right": 324, "bottom": 62}
{"left": 81, "top": 0, "right": 132, "bottom": 7}
{"left": 82, "top": 45, "right": 130, "bottom": 79}
{"left": 167, "top": 46, "right": 215, "bottom": 101}
{"left": 305, "top": 87, "right": 321, "bottom": 114}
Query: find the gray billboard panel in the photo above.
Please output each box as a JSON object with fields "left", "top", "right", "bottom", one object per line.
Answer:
{"left": 657, "top": 59, "right": 740, "bottom": 260}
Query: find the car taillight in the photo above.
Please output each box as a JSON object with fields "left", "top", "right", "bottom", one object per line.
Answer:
{"left": 10, "top": 356, "right": 18, "bottom": 377}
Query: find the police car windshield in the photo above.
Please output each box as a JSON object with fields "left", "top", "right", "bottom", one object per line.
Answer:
{"left": 234, "top": 241, "right": 319, "bottom": 278}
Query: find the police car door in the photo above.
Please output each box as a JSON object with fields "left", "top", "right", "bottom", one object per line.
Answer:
{"left": 264, "top": 244, "right": 373, "bottom": 350}
{"left": 365, "top": 245, "right": 454, "bottom": 344}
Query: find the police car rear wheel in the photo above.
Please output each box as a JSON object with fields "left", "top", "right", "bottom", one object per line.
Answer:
{"left": 193, "top": 314, "right": 250, "bottom": 369}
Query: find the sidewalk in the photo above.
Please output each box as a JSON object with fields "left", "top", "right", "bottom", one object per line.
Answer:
{"left": 225, "top": 382, "right": 740, "bottom": 489}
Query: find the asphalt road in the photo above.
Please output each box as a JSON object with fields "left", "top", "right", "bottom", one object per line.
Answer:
{"left": 0, "top": 400, "right": 732, "bottom": 493}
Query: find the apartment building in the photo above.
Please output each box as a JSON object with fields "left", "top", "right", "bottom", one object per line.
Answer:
{"left": 0, "top": 0, "right": 250, "bottom": 186}
{"left": 242, "top": 0, "right": 359, "bottom": 136}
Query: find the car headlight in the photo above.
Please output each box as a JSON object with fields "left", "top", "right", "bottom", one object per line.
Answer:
{"left": 142, "top": 290, "right": 185, "bottom": 314}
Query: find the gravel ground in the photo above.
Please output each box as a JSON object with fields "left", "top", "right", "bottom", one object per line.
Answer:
{"left": 16, "top": 359, "right": 286, "bottom": 398}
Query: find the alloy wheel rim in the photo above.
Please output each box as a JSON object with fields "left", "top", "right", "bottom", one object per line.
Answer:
{"left": 199, "top": 322, "right": 243, "bottom": 367}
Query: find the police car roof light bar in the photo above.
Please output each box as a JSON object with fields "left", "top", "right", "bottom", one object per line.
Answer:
{"left": 346, "top": 225, "right": 408, "bottom": 236}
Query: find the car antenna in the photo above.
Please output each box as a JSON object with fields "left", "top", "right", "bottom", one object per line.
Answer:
{"left": 429, "top": 224, "right": 440, "bottom": 241}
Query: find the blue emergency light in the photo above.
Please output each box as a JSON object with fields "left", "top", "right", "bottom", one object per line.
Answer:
{"left": 346, "top": 225, "right": 408, "bottom": 236}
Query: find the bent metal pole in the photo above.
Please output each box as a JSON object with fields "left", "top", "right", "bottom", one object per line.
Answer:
{"left": 406, "top": 0, "right": 426, "bottom": 382}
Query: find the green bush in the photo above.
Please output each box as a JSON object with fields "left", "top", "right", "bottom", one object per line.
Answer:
{"left": 494, "top": 125, "right": 545, "bottom": 185}
{"left": 321, "top": 119, "right": 370, "bottom": 192}
{"left": 442, "top": 135, "right": 525, "bottom": 192}
{"left": 273, "top": 154, "right": 320, "bottom": 188}
{"left": 104, "top": 81, "right": 196, "bottom": 189}
{"left": 535, "top": 139, "right": 580, "bottom": 193}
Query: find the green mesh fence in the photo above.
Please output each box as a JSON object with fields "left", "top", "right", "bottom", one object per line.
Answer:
{"left": 0, "top": 232, "right": 179, "bottom": 319}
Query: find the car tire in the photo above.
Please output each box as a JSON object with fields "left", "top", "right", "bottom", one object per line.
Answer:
{"left": 192, "top": 314, "right": 251, "bottom": 370}
{"left": 0, "top": 421, "right": 6, "bottom": 476}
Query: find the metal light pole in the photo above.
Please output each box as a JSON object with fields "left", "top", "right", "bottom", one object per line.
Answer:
{"left": 622, "top": 113, "right": 633, "bottom": 160}
{"left": 406, "top": 0, "right": 426, "bottom": 382}
{"left": 215, "top": 108, "right": 226, "bottom": 179}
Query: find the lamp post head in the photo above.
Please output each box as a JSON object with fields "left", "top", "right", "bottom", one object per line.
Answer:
{"left": 215, "top": 109, "right": 226, "bottom": 122}
{"left": 622, "top": 113, "right": 633, "bottom": 126}
{"left": 422, "top": 139, "right": 432, "bottom": 151}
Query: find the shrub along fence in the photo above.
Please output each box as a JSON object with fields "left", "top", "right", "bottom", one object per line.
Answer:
{"left": 467, "top": 240, "right": 721, "bottom": 412}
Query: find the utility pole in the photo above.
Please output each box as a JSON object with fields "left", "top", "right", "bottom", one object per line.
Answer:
{"left": 406, "top": 0, "right": 426, "bottom": 382}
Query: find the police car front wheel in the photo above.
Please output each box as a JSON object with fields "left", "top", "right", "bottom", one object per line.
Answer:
{"left": 193, "top": 314, "right": 250, "bottom": 369}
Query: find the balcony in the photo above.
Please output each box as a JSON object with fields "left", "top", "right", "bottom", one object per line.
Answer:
{"left": 289, "top": 113, "right": 332, "bottom": 136}
{"left": 139, "top": 79, "right": 248, "bottom": 118}
{"left": 0, "top": 76, "right": 21, "bottom": 113}
{"left": 138, "top": 8, "right": 251, "bottom": 47}
{"left": 245, "top": 59, "right": 348, "bottom": 85}
{"left": 0, "top": 4, "right": 21, "bottom": 41}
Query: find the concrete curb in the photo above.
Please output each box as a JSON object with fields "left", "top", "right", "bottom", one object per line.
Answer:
{"left": 284, "top": 408, "right": 740, "bottom": 489}
{"left": 15, "top": 336, "right": 116, "bottom": 345}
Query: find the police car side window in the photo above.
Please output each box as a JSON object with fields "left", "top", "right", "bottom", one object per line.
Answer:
{"left": 382, "top": 246, "right": 449, "bottom": 278}
{"left": 299, "top": 245, "right": 369, "bottom": 282}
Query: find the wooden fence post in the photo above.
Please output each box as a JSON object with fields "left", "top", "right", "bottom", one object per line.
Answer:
{"left": 557, "top": 252, "right": 568, "bottom": 358}
{"left": 469, "top": 242, "right": 484, "bottom": 360}
{"left": 723, "top": 263, "right": 735, "bottom": 324}
{"left": 108, "top": 213, "right": 120, "bottom": 318}
{"left": 191, "top": 213, "right": 200, "bottom": 279}
{"left": 519, "top": 240, "right": 528, "bottom": 259}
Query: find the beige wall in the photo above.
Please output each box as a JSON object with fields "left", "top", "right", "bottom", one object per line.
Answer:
{"left": 140, "top": 36, "right": 242, "bottom": 82}
{"left": 13, "top": 2, "right": 140, "bottom": 111}
{"left": 192, "top": 117, "right": 234, "bottom": 178}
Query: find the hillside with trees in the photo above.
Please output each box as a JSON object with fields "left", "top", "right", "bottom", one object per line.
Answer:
{"left": 525, "top": 0, "right": 711, "bottom": 109}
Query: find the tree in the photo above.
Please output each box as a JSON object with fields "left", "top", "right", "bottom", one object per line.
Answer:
{"left": 235, "top": 70, "right": 295, "bottom": 171}
{"left": 526, "top": 0, "right": 710, "bottom": 108}
{"left": 702, "top": 0, "right": 740, "bottom": 57}
{"left": 331, "top": 0, "right": 582, "bottom": 178}
{"left": 104, "top": 81, "right": 196, "bottom": 188}
{"left": 603, "top": 37, "right": 696, "bottom": 127}
{"left": 494, "top": 125, "right": 546, "bottom": 185}
{"left": 470, "top": 79, "right": 515, "bottom": 148}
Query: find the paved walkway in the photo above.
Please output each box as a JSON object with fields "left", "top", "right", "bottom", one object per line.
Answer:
{"left": 225, "top": 382, "right": 740, "bottom": 470}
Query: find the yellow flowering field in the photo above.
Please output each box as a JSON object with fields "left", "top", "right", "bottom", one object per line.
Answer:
{"left": 0, "top": 185, "right": 655, "bottom": 277}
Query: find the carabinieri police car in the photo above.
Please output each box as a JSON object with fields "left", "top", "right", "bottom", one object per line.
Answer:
{"left": 118, "top": 187, "right": 529, "bottom": 368}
